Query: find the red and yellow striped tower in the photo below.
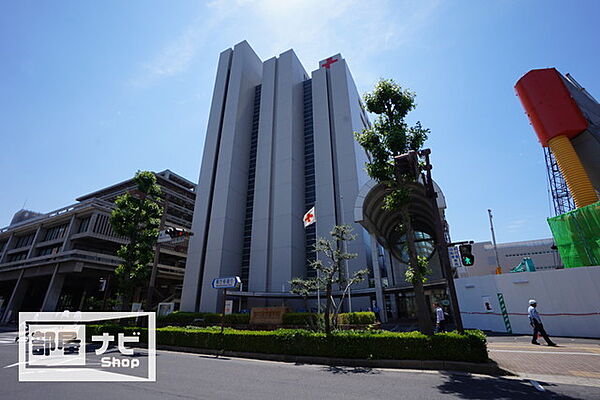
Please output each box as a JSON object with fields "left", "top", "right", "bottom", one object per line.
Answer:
{"left": 515, "top": 68, "right": 598, "bottom": 208}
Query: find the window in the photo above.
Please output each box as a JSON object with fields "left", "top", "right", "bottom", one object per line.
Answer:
{"left": 7, "top": 252, "right": 28, "bottom": 262}
{"left": 77, "top": 217, "right": 91, "bottom": 233}
{"left": 14, "top": 233, "right": 35, "bottom": 249}
{"left": 43, "top": 223, "right": 69, "bottom": 242}
{"left": 38, "top": 245, "right": 62, "bottom": 257}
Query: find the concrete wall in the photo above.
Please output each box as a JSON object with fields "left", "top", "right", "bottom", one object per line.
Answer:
{"left": 455, "top": 266, "right": 600, "bottom": 338}
{"left": 312, "top": 58, "right": 370, "bottom": 285}
{"left": 268, "top": 50, "right": 307, "bottom": 293}
{"left": 181, "top": 41, "right": 263, "bottom": 312}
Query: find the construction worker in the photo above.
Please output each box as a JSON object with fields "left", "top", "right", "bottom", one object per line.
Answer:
{"left": 528, "top": 299, "right": 556, "bottom": 346}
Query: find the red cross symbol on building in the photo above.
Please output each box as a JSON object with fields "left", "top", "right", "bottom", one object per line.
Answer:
{"left": 321, "top": 57, "right": 339, "bottom": 69}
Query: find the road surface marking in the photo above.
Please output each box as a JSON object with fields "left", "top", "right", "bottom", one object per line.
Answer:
{"left": 529, "top": 380, "right": 545, "bottom": 392}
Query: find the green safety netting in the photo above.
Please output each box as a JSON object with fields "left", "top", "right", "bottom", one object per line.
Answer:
{"left": 547, "top": 201, "right": 600, "bottom": 268}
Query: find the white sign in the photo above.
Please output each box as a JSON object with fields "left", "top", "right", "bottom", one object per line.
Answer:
{"left": 212, "top": 276, "right": 241, "bottom": 289}
{"left": 224, "top": 300, "right": 233, "bottom": 315}
{"left": 157, "top": 230, "right": 172, "bottom": 243}
{"left": 19, "top": 312, "right": 156, "bottom": 382}
{"left": 157, "top": 302, "right": 175, "bottom": 317}
{"left": 158, "top": 230, "right": 187, "bottom": 244}
{"left": 448, "top": 246, "right": 462, "bottom": 269}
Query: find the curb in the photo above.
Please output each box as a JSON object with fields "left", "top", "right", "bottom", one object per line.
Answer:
{"left": 157, "top": 344, "right": 510, "bottom": 376}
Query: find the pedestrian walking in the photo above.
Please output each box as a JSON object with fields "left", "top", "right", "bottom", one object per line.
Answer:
{"left": 434, "top": 302, "right": 446, "bottom": 333}
{"left": 528, "top": 299, "right": 556, "bottom": 346}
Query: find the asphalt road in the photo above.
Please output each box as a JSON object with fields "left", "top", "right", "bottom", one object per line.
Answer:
{"left": 1, "top": 331, "right": 599, "bottom": 400}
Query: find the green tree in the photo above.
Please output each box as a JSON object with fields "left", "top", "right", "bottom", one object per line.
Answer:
{"left": 291, "top": 225, "right": 368, "bottom": 334}
{"left": 110, "top": 171, "right": 163, "bottom": 310}
{"left": 354, "top": 78, "right": 434, "bottom": 335}
{"left": 289, "top": 277, "right": 319, "bottom": 312}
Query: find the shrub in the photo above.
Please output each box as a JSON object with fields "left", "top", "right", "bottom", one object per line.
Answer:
{"left": 157, "top": 312, "right": 208, "bottom": 326}
{"left": 157, "top": 312, "right": 250, "bottom": 326}
{"left": 88, "top": 324, "right": 488, "bottom": 363}
{"left": 337, "top": 312, "right": 376, "bottom": 325}
{"left": 281, "top": 313, "right": 323, "bottom": 327}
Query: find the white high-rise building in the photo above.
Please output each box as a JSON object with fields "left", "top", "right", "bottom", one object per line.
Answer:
{"left": 181, "top": 41, "right": 374, "bottom": 313}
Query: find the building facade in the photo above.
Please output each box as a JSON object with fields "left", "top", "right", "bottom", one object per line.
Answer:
{"left": 181, "top": 41, "right": 378, "bottom": 313}
{"left": 454, "top": 238, "right": 563, "bottom": 278}
{"left": 0, "top": 170, "right": 195, "bottom": 322}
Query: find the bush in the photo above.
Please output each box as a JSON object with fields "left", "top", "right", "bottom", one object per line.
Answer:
{"left": 338, "top": 312, "right": 376, "bottom": 325}
{"left": 282, "top": 313, "right": 323, "bottom": 327}
{"left": 157, "top": 312, "right": 208, "bottom": 326}
{"left": 159, "top": 311, "right": 375, "bottom": 328}
{"left": 88, "top": 324, "right": 488, "bottom": 363}
{"left": 157, "top": 312, "right": 249, "bottom": 326}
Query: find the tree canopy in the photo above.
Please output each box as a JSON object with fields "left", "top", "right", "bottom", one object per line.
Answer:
{"left": 110, "top": 170, "right": 163, "bottom": 309}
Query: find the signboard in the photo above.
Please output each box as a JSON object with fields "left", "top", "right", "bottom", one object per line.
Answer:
{"left": 482, "top": 296, "right": 494, "bottom": 312}
{"left": 224, "top": 300, "right": 233, "bottom": 315}
{"left": 157, "top": 230, "right": 187, "bottom": 244}
{"left": 250, "top": 307, "right": 291, "bottom": 325}
{"left": 157, "top": 302, "right": 175, "bottom": 317}
{"left": 448, "top": 246, "right": 462, "bottom": 269}
{"left": 211, "top": 276, "right": 241, "bottom": 289}
{"left": 157, "top": 230, "right": 171, "bottom": 243}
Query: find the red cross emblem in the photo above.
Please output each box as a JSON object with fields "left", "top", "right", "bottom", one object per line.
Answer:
{"left": 304, "top": 213, "right": 314, "bottom": 223}
{"left": 321, "top": 57, "right": 339, "bottom": 69}
{"left": 303, "top": 207, "right": 316, "bottom": 227}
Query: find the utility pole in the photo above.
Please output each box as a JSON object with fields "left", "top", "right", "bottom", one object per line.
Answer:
{"left": 420, "top": 149, "right": 464, "bottom": 332}
{"left": 147, "top": 197, "right": 169, "bottom": 309}
{"left": 487, "top": 209, "right": 502, "bottom": 274}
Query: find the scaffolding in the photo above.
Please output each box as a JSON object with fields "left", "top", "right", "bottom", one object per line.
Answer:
{"left": 544, "top": 147, "right": 575, "bottom": 216}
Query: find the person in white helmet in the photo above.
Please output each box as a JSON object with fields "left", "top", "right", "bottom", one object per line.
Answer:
{"left": 528, "top": 299, "right": 556, "bottom": 346}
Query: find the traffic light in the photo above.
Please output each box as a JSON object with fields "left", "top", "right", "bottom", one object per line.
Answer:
{"left": 459, "top": 244, "right": 475, "bottom": 266}
{"left": 165, "top": 227, "right": 193, "bottom": 238}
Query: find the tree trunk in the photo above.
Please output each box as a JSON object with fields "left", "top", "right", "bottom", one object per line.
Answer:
{"left": 403, "top": 208, "right": 434, "bottom": 335}
{"left": 324, "top": 283, "right": 332, "bottom": 334}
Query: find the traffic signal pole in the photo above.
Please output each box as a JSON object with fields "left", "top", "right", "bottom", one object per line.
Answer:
{"left": 420, "top": 149, "right": 464, "bottom": 332}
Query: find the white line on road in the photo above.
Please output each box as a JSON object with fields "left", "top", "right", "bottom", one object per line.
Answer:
{"left": 529, "top": 380, "right": 545, "bottom": 392}
{"left": 491, "top": 349, "right": 600, "bottom": 356}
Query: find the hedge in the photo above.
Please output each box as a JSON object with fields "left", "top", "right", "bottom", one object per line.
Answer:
{"left": 337, "top": 312, "right": 376, "bottom": 325}
{"left": 87, "top": 325, "right": 488, "bottom": 363}
{"left": 157, "top": 312, "right": 249, "bottom": 326}
{"left": 281, "top": 313, "right": 323, "bottom": 326}
{"left": 159, "top": 311, "right": 375, "bottom": 327}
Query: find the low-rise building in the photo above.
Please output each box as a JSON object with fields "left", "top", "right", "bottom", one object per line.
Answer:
{"left": 454, "top": 238, "right": 563, "bottom": 278}
{"left": 0, "top": 170, "right": 195, "bottom": 322}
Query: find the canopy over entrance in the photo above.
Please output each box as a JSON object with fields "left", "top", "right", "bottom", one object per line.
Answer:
{"left": 353, "top": 179, "right": 447, "bottom": 261}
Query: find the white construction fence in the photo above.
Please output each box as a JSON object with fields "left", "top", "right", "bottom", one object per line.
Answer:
{"left": 454, "top": 266, "right": 600, "bottom": 338}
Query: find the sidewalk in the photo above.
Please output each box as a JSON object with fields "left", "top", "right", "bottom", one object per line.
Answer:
{"left": 487, "top": 335, "right": 600, "bottom": 383}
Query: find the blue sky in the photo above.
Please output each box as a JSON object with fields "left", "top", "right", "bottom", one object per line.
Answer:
{"left": 1, "top": 0, "right": 598, "bottom": 244}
